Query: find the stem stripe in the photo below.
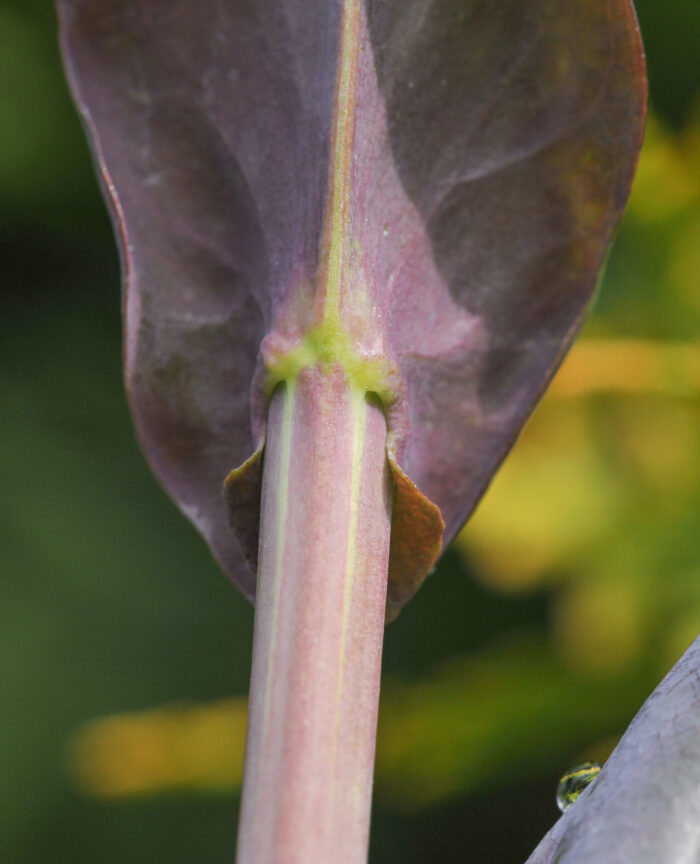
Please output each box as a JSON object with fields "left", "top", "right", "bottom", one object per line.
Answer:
{"left": 332, "top": 386, "right": 366, "bottom": 763}
{"left": 255, "top": 380, "right": 295, "bottom": 849}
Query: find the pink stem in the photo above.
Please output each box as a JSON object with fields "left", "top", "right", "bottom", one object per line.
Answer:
{"left": 236, "top": 365, "right": 392, "bottom": 864}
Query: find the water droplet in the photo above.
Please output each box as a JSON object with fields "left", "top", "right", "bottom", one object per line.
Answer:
{"left": 382, "top": 223, "right": 389, "bottom": 237}
{"left": 556, "top": 762, "right": 601, "bottom": 812}
{"left": 408, "top": 80, "right": 415, "bottom": 89}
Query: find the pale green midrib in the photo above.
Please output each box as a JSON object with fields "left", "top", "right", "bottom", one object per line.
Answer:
{"left": 263, "top": 0, "right": 397, "bottom": 411}
{"left": 320, "top": 0, "right": 360, "bottom": 321}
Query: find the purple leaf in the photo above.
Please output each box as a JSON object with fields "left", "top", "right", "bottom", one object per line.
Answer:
{"left": 56, "top": 0, "right": 646, "bottom": 617}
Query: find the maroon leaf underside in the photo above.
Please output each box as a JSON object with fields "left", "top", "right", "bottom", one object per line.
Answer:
{"left": 56, "top": 0, "right": 646, "bottom": 616}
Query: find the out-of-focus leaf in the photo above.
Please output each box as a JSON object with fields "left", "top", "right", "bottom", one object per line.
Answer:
{"left": 526, "top": 634, "right": 700, "bottom": 864}
{"left": 64, "top": 637, "right": 647, "bottom": 808}
{"left": 56, "top": 0, "right": 646, "bottom": 613}
{"left": 458, "top": 341, "right": 700, "bottom": 592}
{"left": 628, "top": 115, "right": 698, "bottom": 222}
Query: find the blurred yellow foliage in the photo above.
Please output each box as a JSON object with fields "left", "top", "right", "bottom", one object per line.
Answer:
{"left": 65, "top": 640, "right": 643, "bottom": 810}
{"left": 68, "top": 699, "right": 247, "bottom": 798}
{"left": 627, "top": 113, "right": 699, "bottom": 222}
{"left": 670, "top": 213, "right": 700, "bottom": 312}
{"left": 553, "top": 575, "right": 648, "bottom": 676}
{"left": 459, "top": 338, "right": 700, "bottom": 591}
{"left": 458, "top": 338, "right": 700, "bottom": 676}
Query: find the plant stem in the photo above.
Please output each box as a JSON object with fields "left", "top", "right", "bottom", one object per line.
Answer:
{"left": 236, "top": 365, "right": 392, "bottom": 864}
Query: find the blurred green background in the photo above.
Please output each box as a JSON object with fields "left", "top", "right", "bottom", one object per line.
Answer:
{"left": 1, "top": 1, "right": 699, "bottom": 861}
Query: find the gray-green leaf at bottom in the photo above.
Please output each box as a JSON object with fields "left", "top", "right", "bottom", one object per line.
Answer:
{"left": 526, "top": 634, "right": 700, "bottom": 864}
